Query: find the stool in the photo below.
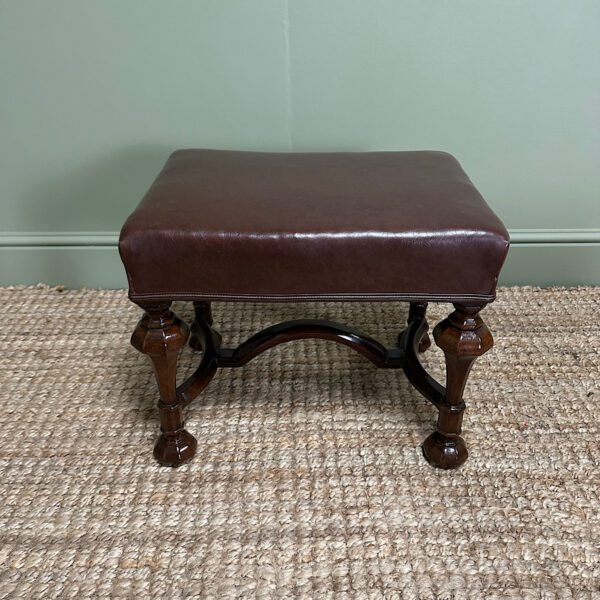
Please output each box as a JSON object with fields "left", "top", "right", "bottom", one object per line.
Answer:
{"left": 119, "top": 150, "right": 509, "bottom": 469}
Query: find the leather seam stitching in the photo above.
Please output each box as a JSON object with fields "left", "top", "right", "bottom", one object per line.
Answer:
{"left": 128, "top": 291, "right": 496, "bottom": 303}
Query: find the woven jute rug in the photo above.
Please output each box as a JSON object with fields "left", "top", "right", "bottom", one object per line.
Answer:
{"left": 0, "top": 286, "right": 598, "bottom": 599}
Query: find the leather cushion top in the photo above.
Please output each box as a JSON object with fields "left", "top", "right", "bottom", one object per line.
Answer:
{"left": 119, "top": 149, "right": 509, "bottom": 303}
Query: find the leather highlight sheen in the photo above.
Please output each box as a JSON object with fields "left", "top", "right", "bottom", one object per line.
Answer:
{"left": 119, "top": 149, "right": 510, "bottom": 303}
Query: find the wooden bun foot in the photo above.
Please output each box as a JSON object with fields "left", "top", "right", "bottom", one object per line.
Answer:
{"left": 422, "top": 431, "right": 468, "bottom": 469}
{"left": 153, "top": 429, "right": 197, "bottom": 467}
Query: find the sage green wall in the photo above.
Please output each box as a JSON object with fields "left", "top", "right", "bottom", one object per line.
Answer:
{"left": 1, "top": 0, "right": 599, "bottom": 286}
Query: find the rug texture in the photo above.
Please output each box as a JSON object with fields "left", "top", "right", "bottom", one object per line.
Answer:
{"left": 0, "top": 286, "right": 598, "bottom": 599}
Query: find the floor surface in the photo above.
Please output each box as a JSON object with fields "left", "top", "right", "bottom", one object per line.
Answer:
{"left": 1, "top": 286, "right": 598, "bottom": 598}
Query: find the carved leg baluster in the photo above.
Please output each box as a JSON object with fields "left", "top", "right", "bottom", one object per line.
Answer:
{"left": 189, "top": 301, "right": 212, "bottom": 351}
{"left": 422, "top": 304, "right": 493, "bottom": 469}
{"left": 131, "top": 302, "right": 197, "bottom": 467}
{"left": 405, "top": 302, "right": 431, "bottom": 353}
{"left": 190, "top": 301, "right": 222, "bottom": 351}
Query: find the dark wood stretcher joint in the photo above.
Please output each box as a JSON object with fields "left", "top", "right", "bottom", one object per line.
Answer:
{"left": 132, "top": 298, "right": 493, "bottom": 470}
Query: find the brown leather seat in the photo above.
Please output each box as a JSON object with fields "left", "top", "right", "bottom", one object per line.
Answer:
{"left": 119, "top": 149, "right": 509, "bottom": 304}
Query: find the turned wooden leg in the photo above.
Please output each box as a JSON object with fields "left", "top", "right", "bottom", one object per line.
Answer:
{"left": 190, "top": 301, "right": 222, "bottom": 351}
{"left": 131, "top": 302, "right": 197, "bottom": 467}
{"left": 411, "top": 302, "right": 432, "bottom": 353}
{"left": 398, "top": 302, "right": 431, "bottom": 353}
{"left": 422, "top": 304, "right": 493, "bottom": 469}
{"left": 189, "top": 301, "right": 212, "bottom": 351}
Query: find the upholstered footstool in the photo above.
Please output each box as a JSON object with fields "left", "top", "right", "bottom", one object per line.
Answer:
{"left": 119, "top": 150, "right": 509, "bottom": 469}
